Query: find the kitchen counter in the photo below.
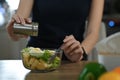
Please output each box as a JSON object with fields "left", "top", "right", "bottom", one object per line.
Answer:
{"left": 0, "top": 60, "right": 92, "bottom": 80}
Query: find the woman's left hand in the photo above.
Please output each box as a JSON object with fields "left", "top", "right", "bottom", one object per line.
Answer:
{"left": 61, "top": 35, "right": 84, "bottom": 62}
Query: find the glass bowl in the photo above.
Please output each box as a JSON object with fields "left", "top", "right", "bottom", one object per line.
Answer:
{"left": 21, "top": 47, "right": 63, "bottom": 72}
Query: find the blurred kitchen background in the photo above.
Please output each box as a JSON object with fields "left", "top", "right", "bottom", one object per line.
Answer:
{"left": 0, "top": 0, "right": 120, "bottom": 60}
{"left": 0, "top": 0, "right": 28, "bottom": 59}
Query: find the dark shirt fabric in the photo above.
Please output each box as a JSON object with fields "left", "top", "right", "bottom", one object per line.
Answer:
{"left": 27, "top": 0, "right": 91, "bottom": 60}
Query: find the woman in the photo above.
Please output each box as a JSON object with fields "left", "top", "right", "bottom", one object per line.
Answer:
{"left": 6, "top": 0, "right": 104, "bottom": 62}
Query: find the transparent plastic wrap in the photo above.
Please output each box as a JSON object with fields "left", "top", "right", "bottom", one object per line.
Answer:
{"left": 96, "top": 32, "right": 120, "bottom": 70}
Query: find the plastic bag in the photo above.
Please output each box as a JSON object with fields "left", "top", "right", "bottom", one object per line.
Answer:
{"left": 96, "top": 32, "right": 120, "bottom": 71}
{"left": 96, "top": 32, "right": 120, "bottom": 54}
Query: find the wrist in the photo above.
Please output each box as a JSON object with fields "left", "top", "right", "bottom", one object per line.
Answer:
{"left": 81, "top": 47, "right": 88, "bottom": 60}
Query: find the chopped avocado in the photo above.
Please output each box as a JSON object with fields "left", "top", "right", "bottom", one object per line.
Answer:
{"left": 40, "top": 50, "right": 53, "bottom": 62}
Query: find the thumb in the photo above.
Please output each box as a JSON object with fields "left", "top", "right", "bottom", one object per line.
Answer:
{"left": 25, "top": 18, "right": 32, "bottom": 24}
{"left": 6, "top": 19, "right": 15, "bottom": 34}
{"left": 6, "top": 19, "right": 20, "bottom": 41}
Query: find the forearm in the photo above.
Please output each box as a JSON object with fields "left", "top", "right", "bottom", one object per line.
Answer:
{"left": 81, "top": 0, "right": 104, "bottom": 54}
{"left": 81, "top": 31, "right": 99, "bottom": 54}
{"left": 16, "top": 0, "right": 34, "bottom": 18}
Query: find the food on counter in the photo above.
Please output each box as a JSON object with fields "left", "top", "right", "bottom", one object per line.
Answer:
{"left": 98, "top": 66, "right": 120, "bottom": 80}
{"left": 78, "top": 62, "right": 107, "bottom": 80}
{"left": 21, "top": 47, "right": 61, "bottom": 71}
{"left": 98, "top": 71, "right": 120, "bottom": 80}
{"left": 112, "top": 67, "right": 120, "bottom": 75}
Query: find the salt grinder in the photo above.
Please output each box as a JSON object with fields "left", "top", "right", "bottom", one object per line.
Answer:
{"left": 13, "top": 22, "right": 38, "bottom": 36}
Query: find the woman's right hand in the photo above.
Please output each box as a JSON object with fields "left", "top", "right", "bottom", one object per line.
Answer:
{"left": 6, "top": 14, "right": 32, "bottom": 41}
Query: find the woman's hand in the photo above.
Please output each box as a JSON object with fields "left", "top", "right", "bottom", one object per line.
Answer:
{"left": 6, "top": 14, "right": 32, "bottom": 41}
{"left": 61, "top": 35, "right": 84, "bottom": 62}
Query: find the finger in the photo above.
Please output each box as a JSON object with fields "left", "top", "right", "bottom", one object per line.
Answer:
{"left": 71, "top": 54, "right": 81, "bottom": 62}
{"left": 62, "top": 39, "right": 76, "bottom": 51}
{"left": 19, "top": 16, "right": 25, "bottom": 25}
{"left": 69, "top": 41, "right": 82, "bottom": 55}
{"left": 25, "top": 18, "right": 32, "bottom": 24}
{"left": 66, "top": 54, "right": 75, "bottom": 62}
{"left": 61, "top": 35, "right": 76, "bottom": 50}
{"left": 69, "top": 41, "right": 80, "bottom": 53}
{"left": 13, "top": 14, "right": 26, "bottom": 24}
{"left": 76, "top": 47, "right": 86, "bottom": 61}
{"left": 68, "top": 42, "right": 80, "bottom": 54}
{"left": 63, "top": 35, "right": 74, "bottom": 43}
{"left": 70, "top": 48, "right": 82, "bottom": 56}
{"left": 6, "top": 20, "right": 14, "bottom": 37}
{"left": 6, "top": 19, "right": 20, "bottom": 41}
{"left": 12, "top": 14, "right": 20, "bottom": 23}
{"left": 77, "top": 55, "right": 83, "bottom": 62}
{"left": 70, "top": 53, "right": 83, "bottom": 62}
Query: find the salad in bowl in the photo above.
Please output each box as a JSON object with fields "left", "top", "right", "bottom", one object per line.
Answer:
{"left": 21, "top": 47, "right": 62, "bottom": 72}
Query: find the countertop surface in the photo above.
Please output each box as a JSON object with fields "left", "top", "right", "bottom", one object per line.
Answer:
{"left": 0, "top": 60, "right": 92, "bottom": 80}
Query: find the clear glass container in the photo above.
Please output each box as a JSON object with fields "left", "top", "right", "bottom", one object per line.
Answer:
{"left": 21, "top": 47, "right": 63, "bottom": 72}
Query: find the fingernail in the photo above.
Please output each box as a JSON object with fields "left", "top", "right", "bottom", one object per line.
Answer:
{"left": 63, "top": 36, "right": 68, "bottom": 42}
